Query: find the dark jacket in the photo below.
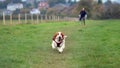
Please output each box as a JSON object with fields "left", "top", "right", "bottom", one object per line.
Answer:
{"left": 80, "top": 10, "right": 87, "bottom": 18}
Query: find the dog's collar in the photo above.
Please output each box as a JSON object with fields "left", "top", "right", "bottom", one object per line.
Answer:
{"left": 53, "top": 40, "right": 63, "bottom": 47}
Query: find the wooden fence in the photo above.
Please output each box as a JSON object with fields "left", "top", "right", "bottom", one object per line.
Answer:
{"left": 0, "top": 13, "right": 78, "bottom": 25}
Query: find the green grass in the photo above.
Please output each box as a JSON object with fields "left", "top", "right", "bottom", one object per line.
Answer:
{"left": 0, "top": 20, "right": 120, "bottom": 68}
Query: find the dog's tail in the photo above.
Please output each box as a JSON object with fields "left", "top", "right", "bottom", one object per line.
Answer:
{"left": 64, "top": 36, "right": 67, "bottom": 38}
{"left": 64, "top": 36, "right": 67, "bottom": 40}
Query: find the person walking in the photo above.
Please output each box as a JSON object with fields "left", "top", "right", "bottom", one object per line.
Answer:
{"left": 79, "top": 8, "right": 87, "bottom": 25}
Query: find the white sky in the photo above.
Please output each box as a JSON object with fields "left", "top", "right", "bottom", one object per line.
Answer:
{"left": 21, "top": 0, "right": 26, "bottom": 2}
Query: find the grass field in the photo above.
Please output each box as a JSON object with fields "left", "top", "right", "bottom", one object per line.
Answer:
{"left": 0, "top": 20, "right": 120, "bottom": 68}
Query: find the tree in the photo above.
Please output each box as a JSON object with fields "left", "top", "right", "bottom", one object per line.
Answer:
{"left": 102, "top": 0, "right": 120, "bottom": 19}
{"left": 34, "top": 0, "right": 38, "bottom": 8}
{"left": 13, "top": 0, "right": 22, "bottom": 3}
{"left": 0, "top": 0, "right": 11, "bottom": 9}
{"left": 26, "top": 3, "right": 32, "bottom": 8}
{"left": 0, "top": 2, "right": 6, "bottom": 8}
{"left": 76, "top": 0, "right": 94, "bottom": 18}
{"left": 75, "top": 0, "right": 120, "bottom": 19}
{"left": 5, "top": 0, "right": 11, "bottom": 3}
{"left": 89, "top": 0, "right": 104, "bottom": 19}
{"left": 48, "top": 0, "right": 66, "bottom": 7}
{"left": 98, "top": 0, "right": 102, "bottom": 4}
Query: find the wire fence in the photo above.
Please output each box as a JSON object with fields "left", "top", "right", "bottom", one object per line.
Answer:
{"left": 0, "top": 13, "right": 78, "bottom": 25}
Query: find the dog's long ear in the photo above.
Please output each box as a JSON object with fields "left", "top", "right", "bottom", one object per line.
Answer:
{"left": 52, "top": 33, "right": 58, "bottom": 40}
{"left": 61, "top": 32, "right": 64, "bottom": 39}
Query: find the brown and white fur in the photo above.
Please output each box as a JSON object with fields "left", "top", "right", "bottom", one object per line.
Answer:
{"left": 52, "top": 32, "right": 67, "bottom": 53}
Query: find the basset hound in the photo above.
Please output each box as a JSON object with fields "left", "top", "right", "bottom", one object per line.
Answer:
{"left": 52, "top": 32, "right": 67, "bottom": 53}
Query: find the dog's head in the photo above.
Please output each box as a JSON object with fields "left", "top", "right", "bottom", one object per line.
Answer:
{"left": 53, "top": 32, "right": 65, "bottom": 43}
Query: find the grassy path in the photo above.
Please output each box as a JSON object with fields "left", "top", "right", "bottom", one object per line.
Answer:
{"left": 0, "top": 20, "right": 120, "bottom": 68}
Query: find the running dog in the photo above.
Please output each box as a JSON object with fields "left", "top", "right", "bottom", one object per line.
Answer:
{"left": 52, "top": 32, "right": 67, "bottom": 53}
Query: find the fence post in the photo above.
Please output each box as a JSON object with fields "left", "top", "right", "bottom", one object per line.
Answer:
{"left": 57, "top": 16, "right": 59, "bottom": 21}
{"left": 54, "top": 16, "right": 56, "bottom": 21}
{"left": 25, "top": 13, "right": 27, "bottom": 24}
{"left": 18, "top": 14, "right": 21, "bottom": 24}
{"left": 50, "top": 15, "right": 52, "bottom": 21}
{"left": 52, "top": 15, "right": 54, "bottom": 21}
{"left": 31, "top": 14, "right": 33, "bottom": 24}
{"left": 10, "top": 14, "right": 12, "bottom": 25}
{"left": 3, "top": 12, "right": 5, "bottom": 25}
{"left": 45, "top": 15, "right": 47, "bottom": 20}
{"left": 40, "top": 15, "right": 43, "bottom": 22}
{"left": 36, "top": 14, "right": 39, "bottom": 24}
{"left": 48, "top": 16, "right": 51, "bottom": 21}
{"left": 55, "top": 16, "right": 57, "bottom": 21}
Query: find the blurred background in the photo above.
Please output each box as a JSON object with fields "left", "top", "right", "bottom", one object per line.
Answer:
{"left": 0, "top": 0, "right": 120, "bottom": 19}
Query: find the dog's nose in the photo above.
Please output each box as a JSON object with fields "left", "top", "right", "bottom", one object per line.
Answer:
{"left": 58, "top": 37, "right": 61, "bottom": 41}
